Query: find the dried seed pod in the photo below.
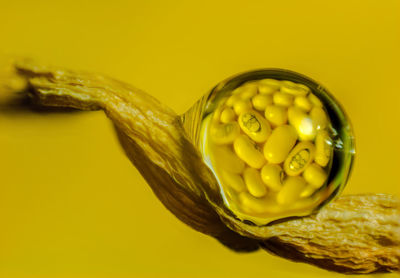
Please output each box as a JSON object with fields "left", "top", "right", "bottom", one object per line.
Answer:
{"left": 4, "top": 60, "right": 399, "bottom": 274}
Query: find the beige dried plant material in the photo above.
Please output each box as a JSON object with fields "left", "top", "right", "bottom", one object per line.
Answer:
{"left": 1, "top": 59, "right": 398, "bottom": 274}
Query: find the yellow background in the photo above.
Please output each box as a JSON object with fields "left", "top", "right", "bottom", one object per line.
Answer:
{"left": 0, "top": 0, "right": 399, "bottom": 277}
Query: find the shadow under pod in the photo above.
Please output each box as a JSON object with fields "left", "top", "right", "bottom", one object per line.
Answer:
{"left": 0, "top": 90, "right": 84, "bottom": 115}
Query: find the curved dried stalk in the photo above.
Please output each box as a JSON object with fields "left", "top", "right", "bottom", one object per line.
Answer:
{"left": 2, "top": 59, "right": 399, "bottom": 274}
{"left": 226, "top": 194, "right": 400, "bottom": 273}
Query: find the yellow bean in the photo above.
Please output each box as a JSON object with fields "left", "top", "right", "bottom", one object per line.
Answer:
{"left": 210, "top": 122, "right": 240, "bottom": 145}
{"left": 284, "top": 141, "right": 316, "bottom": 176}
{"left": 264, "top": 105, "right": 288, "bottom": 126}
{"left": 258, "top": 78, "right": 281, "bottom": 90}
{"left": 238, "top": 110, "right": 271, "bottom": 143}
{"left": 213, "top": 146, "right": 245, "bottom": 174}
{"left": 263, "top": 125, "right": 298, "bottom": 164}
{"left": 297, "top": 83, "right": 311, "bottom": 94}
{"left": 231, "top": 85, "right": 244, "bottom": 95}
{"left": 261, "top": 164, "right": 284, "bottom": 192}
{"left": 239, "top": 192, "right": 271, "bottom": 213}
{"left": 212, "top": 103, "right": 223, "bottom": 123}
{"left": 290, "top": 193, "right": 320, "bottom": 210}
{"left": 280, "top": 80, "right": 295, "bottom": 88}
{"left": 300, "top": 184, "right": 317, "bottom": 198}
{"left": 239, "top": 84, "right": 258, "bottom": 100}
{"left": 308, "top": 93, "right": 323, "bottom": 107}
{"left": 303, "top": 163, "right": 327, "bottom": 189}
{"left": 280, "top": 81, "right": 309, "bottom": 96}
{"left": 233, "top": 135, "right": 266, "bottom": 169}
{"left": 233, "top": 99, "right": 252, "bottom": 115}
{"left": 273, "top": 92, "right": 294, "bottom": 107}
{"left": 310, "top": 107, "right": 328, "bottom": 130}
{"left": 294, "top": 96, "right": 312, "bottom": 112}
{"left": 315, "top": 130, "right": 333, "bottom": 167}
{"left": 288, "top": 106, "right": 316, "bottom": 141}
{"left": 277, "top": 176, "right": 307, "bottom": 205}
{"left": 252, "top": 94, "right": 272, "bottom": 111}
{"left": 220, "top": 107, "right": 235, "bottom": 123}
{"left": 220, "top": 170, "right": 246, "bottom": 192}
{"left": 243, "top": 168, "right": 267, "bottom": 197}
{"left": 232, "top": 82, "right": 257, "bottom": 94}
{"left": 226, "top": 94, "right": 240, "bottom": 107}
{"left": 258, "top": 84, "right": 278, "bottom": 95}
{"left": 287, "top": 105, "right": 304, "bottom": 125}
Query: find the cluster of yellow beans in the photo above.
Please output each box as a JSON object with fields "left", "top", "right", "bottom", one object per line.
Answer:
{"left": 207, "top": 78, "right": 333, "bottom": 216}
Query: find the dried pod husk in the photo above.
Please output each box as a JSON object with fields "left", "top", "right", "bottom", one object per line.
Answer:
{"left": 4, "top": 60, "right": 400, "bottom": 274}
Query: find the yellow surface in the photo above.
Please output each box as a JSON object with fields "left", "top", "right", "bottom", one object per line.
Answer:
{"left": 0, "top": 0, "right": 399, "bottom": 277}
